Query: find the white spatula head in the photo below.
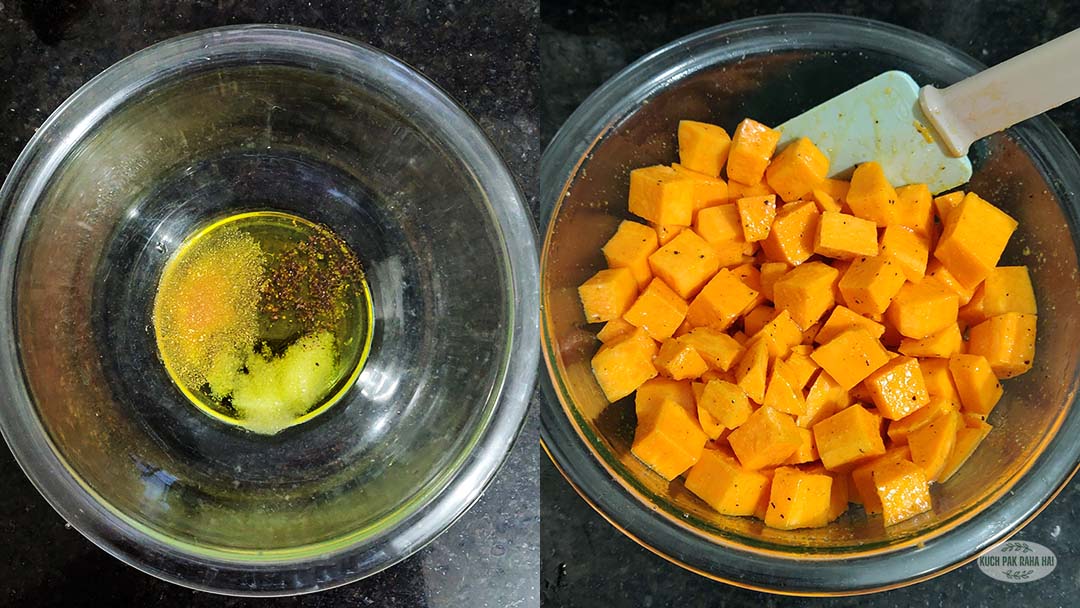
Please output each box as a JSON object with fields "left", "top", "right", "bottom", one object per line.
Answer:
{"left": 776, "top": 71, "right": 972, "bottom": 195}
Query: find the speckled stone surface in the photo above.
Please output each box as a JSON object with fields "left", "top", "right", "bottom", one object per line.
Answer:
{"left": 0, "top": 1, "right": 538, "bottom": 607}
{"left": 540, "top": 1, "right": 1080, "bottom": 606}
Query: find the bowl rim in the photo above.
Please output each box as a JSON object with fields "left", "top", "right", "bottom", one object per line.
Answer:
{"left": 539, "top": 13, "right": 1080, "bottom": 595}
{"left": 0, "top": 24, "right": 540, "bottom": 596}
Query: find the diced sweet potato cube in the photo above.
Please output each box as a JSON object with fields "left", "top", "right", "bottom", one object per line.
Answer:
{"left": 733, "top": 339, "right": 769, "bottom": 404}
{"left": 751, "top": 309, "right": 803, "bottom": 359}
{"left": 579, "top": 267, "right": 639, "bottom": 323}
{"left": 967, "top": 312, "right": 1037, "bottom": 378}
{"left": 886, "top": 281, "right": 959, "bottom": 339}
{"left": 685, "top": 448, "right": 770, "bottom": 516}
{"left": 801, "top": 463, "right": 850, "bottom": 522}
{"left": 764, "top": 359, "right": 807, "bottom": 416}
{"left": 648, "top": 230, "right": 720, "bottom": 299}
{"left": 677, "top": 327, "right": 744, "bottom": 371}
{"left": 782, "top": 427, "right": 819, "bottom": 465}
{"left": 895, "top": 183, "right": 934, "bottom": 237}
{"left": 798, "top": 371, "right": 851, "bottom": 428}
{"left": 887, "top": 396, "right": 958, "bottom": 445}
{"left": 837, "top": 255, "right": 906, "bottom": 317}
{"left": 873, "top": 458, "right": 932, "bottom": 526}
{"left": 949, "top": 354, "right": 1003, "bottom": 416}
{"left": 925, "top": 260, "right": 976, "bottom": 306}
{"left": 773, "top": 261, "right": 839, "bottom": 328}
{"left": 653, "top": 222, "right": 684, "bottom": 246}
{"left": 863, "top": 356, "right": 930, "bottom": 420}
{"left": 783, "top": 345, "right": 819, "bottom": 390}
{"left": 811, "top": 328, "right": 891, "bottom": 391}
{"left": 728, "top": 406, "right": 802, "bottom": 470}
{"left": 694, "top": 203, "right": 744, "bottom": 244}
{"left": 597, "top": 317, "right": 635, "bottom": 344}
{"left": 818, "top": 178, "right": 851, "bottom": 204}
{"left": 685, "top": 269, "right": 759, "bottom": 331}
{"left": 761, "top": 200, "right": 820, "bottom": 266}
{"left": 908, "top": 408, "right": 960, "bottom": 482}
{"left": 814, "top": 211, "right": 878, "bottom": 259}
{"left": 677, "top": 120, "right": 732, "bottom": 178}
{"left": 736, "top": 195, "right": 778, "bottom": 242}
{"left": 809, "top": 188, "right": 843, "bottom": 213}
{"left": 726, "top": 118, "right": 781, "bottom": 185}
{"left": 899, "top": 323, "right": 963, "bottom": 358}
{"left": 623, "top": 278, "right": 689, "bottom": 341}
{"left": 932, "top": 191, "right": 964, "bottom": 224}
{"left": 635, "top": 377, "right": 695, "bottom": 419}
{"left": 846, "top": 162, "right": 899, "bottom": 227}
{"left": 850, "top": 446, "right": 910, "bottom": 512}
{"left": 731, "top": 263, "right": 767, "bottom": 314}
{"left": 879, "top": 225, "right": 930, "bottom": 282}
{"left": 591, "top": 328, "right": 658, "bottom": 402}
{"left": 671, "top": 163, "right": 730, "bottom": 214}
{"left": 632, "top": 398, "right": 708, "bottom": 479}
{"left": 654, "top": 338, "right": 709, "bottom": 381}
{"left": 764, "top": 467, "right": 832, "bottom": 529}
{"left": 759, "top": 262, "right": 790, "bottom": 301}
{"left": 939, "top": 416, "right": 993, "bottom": 483}
{"left": 696, "top": 404, "right": 728, "bottom": 440}
{"left": 958, "top": 284, "right": 987, "bottom": 328}
{"left": 629, "top": 165, "right": 695, "bottom": 226}
{"left": 920, "top": 357, "right": 962, "bottom": 403}
{"left": 813, "top": 404, "right": 887, "bottom": 471}
{"left": 765, "top": 137, "right": 830, "bottom": 202}
{"left": 602, "top": 220, "right": 659, "bottom": 289}
{"left": 815, "top": 305, "right": 885, "bottom": 345}
{"left": 698, "top": 379, "right": 753, "bottom": 430}
{"left": 982, "top": 266, "right": 1037, "bottom": 316}
{"left": 934, "top": 192, "right": 1018, "bottom": 287}
{"left": 743, "top": 304, "right": 777, "bottom": 336}
{"left": 727, "top": 179, "right": 776, "bottom": 202}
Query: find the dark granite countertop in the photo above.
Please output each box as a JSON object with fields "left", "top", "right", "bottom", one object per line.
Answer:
{"left": 540, "top": 1, "right": 1080, "bottom": 606}
{"left": 0, "top": 1, "right": 538, "bottom": 606}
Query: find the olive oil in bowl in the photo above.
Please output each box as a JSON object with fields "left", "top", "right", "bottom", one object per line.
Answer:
{"left": 153, "top": 211, "right": 372, "bottom": 434}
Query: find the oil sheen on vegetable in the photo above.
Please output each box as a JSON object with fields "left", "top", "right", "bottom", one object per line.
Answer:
{"left": 152, "top": 211, "right": 372, "bottom": 434}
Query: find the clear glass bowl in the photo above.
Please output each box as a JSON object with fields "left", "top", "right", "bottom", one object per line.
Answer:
{"left": 0, "top": 26, "right": 539, "bottom": 595}
{"left": 540, "top": 14, "right": 1080, "bottom": 595}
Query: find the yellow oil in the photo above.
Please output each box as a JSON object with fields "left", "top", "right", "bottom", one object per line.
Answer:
{"left": 152, "top": 211, "right": 372, "bottom": 434}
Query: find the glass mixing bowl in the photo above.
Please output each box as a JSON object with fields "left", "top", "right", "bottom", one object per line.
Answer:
{"left": 0, "top": 26, "right": 539, "bottom": 595}
{"left": 540, "top": 14, "right": 1080, "bottom": 595}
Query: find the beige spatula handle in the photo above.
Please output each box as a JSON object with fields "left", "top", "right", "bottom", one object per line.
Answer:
{"left": 919, "top": 28, "right": 1080, "bottom": 156}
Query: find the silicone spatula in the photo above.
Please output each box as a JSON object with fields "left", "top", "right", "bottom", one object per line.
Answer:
{"left": 775, "top": 29, "right": 1080, "bottom": 194}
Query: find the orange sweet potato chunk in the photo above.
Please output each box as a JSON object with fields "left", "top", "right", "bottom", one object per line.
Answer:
{"left": 886, "top": 396, "right": 958, "bottom": 446}
{"left": 677, "top": 327, "right": 744, "bottom": 371}
{"left": 933, "top": 191, "right": 964, "bottom": 224}
{"left": 635, "top": 377, "right": 695, "bottom": 418}
{"left": 761, "top": 201, "right": 820, "bottom": 266}
{"left": 879, "top": 225, "right": 930, "bottom": 282}
{"left": 798, "top": 371, "right": 851, "bottom": 429}
{"left": 733, "top": 339, "right": 769, "bottom": 404}
{"left": 654, "top": 338, "right": 709, "bottom": 381}
{"left": 672, "top": 164, "right": 729, "bottom": 212}
{"left": 591, "top": 328, "right": 659, "bottom": 402}
{"left": 694, "top": 204, "right": 747, "bottom": 267}
{"left": 920, "top": 357, "right": 962, "bottom": 404}
{"left": 967, "top": 312, "right": 1037, "bottom": 378}
{"left": 629, "top": 165, "right": 696, "bottom": 226}
{"left": 939, "top": 416, "right": 993, "bottom": 483}
{"left": 948, "top": 354, "right": 1003, "bottom": 416}
{"left": 908, "top": 407, "right": 960, "bottom": 482}
{"left": 632, "top": 398, "right": 708, "bottom": 479}
{"left": 751, "top": 309, "right": 803, "bottom": 359}
{"left": 863, "top": 356, "right": 930, "bottom": 421}
{"left": 886, "top": 280, "right": 959, "bottom": 340}
{"left": 758, "top": 262, "right": 790, "bottom": 301}
{"left": 728, "top": 406, "right": 802, "bottom": 470}
{"left": 815, "top": 305, "right": 885, "bottom": 345}
{"left": 981, "top": 266, "right": 1037, "bottom": 316}
{"left": 873, "top": 458, "right": 932, "bottom": 526}
{"left": 895, "top": 183, "right": 934, "bottom": 237}
{"left": 765, "top": 137, "right": 830, "bottom": 202}
{"left": 579, "top": 267, "right": 639, "bottom": 323}
{"left": 597, "top": 317, "right": 636, "bottom": 344}
{"left": 898, "top": 323, "right": 963, "bottom": 359}
{"left": 837, "top": 255, "right": 906, "bottom": 317}
{"left": 810, "top": 328, "right": 890, "bottom": 391}
{"left": 814, "top": 211, "right": 878, "bottom": 259}
{"left": 743, "top": 304, "right": 777, "bottom": 337}
{"left": 678, "top": 120, "right": 732, "bottom": 178}
{"left": 685, "top": 448, "right": 770, "bottom": 516}
{"left": 698, "top": 379, "right": 753, "bottom": 429}
{"left": 764, "top": 466, "right": 832, "bottom": 529}
{"left": 846, "top": 161, "right": 899, "bottom": 227}
{"left": 850, "top": 446, "right": 910, "bottom": 512}
{"left": 686, "top": 269, "right": 759, "bottom": 331}
{"left": 623, "top": 277, "right": 688, "bottom": 340}
{"left": 764, "top": 359, "right": 807, "bottom": 416}
{"left": 726, "top": 118, "right": 781, "bottom": 185}
{"left": 648, "top": 230, "right": 720, "bottom": 299}
{"left": 934, "top": 192, "right": 1018, "bottom": 287}
{"left": 602, "top": 220, "right": 659, "bottom": 289}
{"left": 772, "top": 261, "right": 839, "bottom": 329}
{"left": 736, "top": 195, "right": 778, "bottom": 242}
{"left": 813, "top": 404, "right": 886, "bottom": 471}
